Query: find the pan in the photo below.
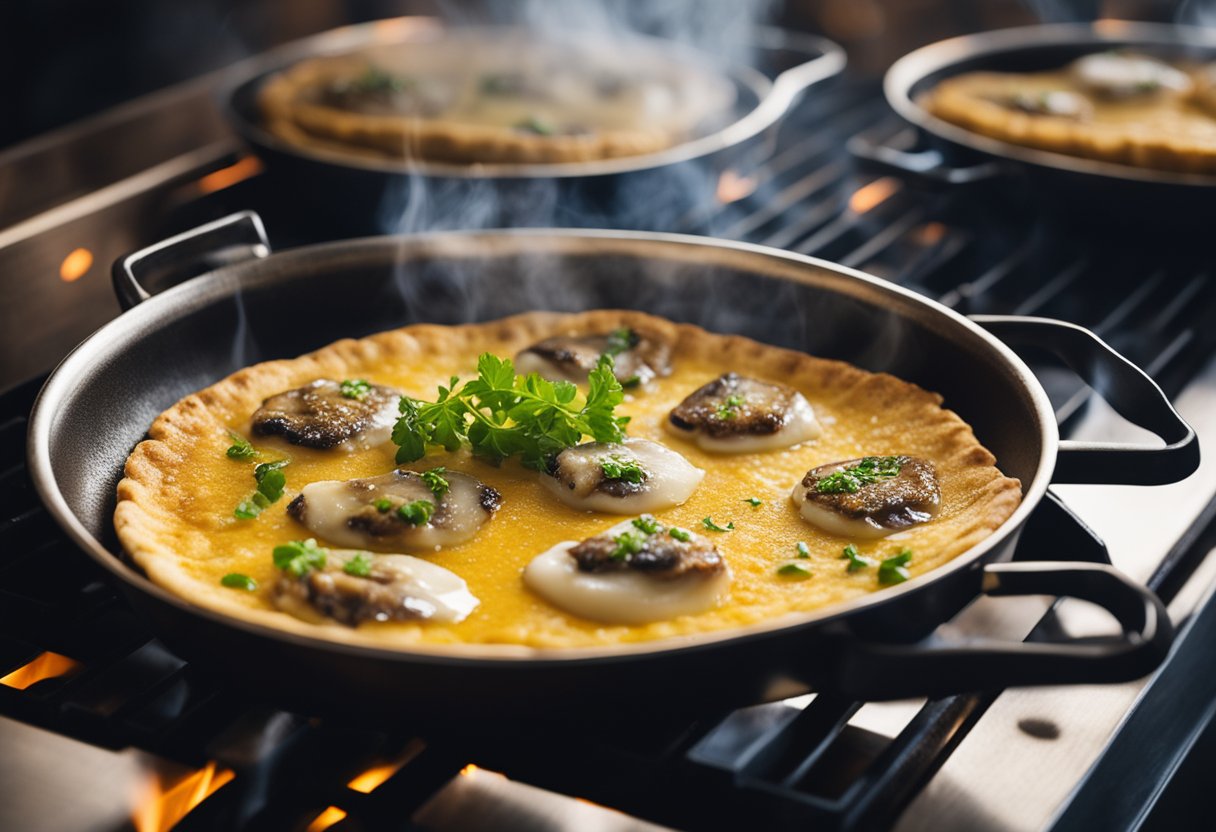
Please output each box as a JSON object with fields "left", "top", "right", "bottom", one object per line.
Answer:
{"left": 849, "top": 22, "right": 1216, "bottom": 225}
{"left": 222, "top": 18, "right": 846, "bottom": 231}
{"left": 27, "top": 214, "right": 1198, "bottom": 721}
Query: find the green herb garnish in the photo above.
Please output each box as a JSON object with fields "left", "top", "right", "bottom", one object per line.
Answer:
{"left": 391, "top": 353, "right": 628, "bottom": 470}
{"left": 220, "top": 573, "right": 257, "bottom": 591}
{"left": 715, "top": 395, "right": 745, "bottom": 421}
{"left": 878, "top": 549, "right": 913, "bottom": 585}
{"left": 226, "top": 431, "right": 257, "bottom": 461}
{"left": 397, "top": 500, "right": 435, "bottom": 526}
{"left": 344, "top": 553, "right": 373, "bottom": 577}
{"left": 777, "top": 563, "right": 812, "bottom": 580}
{"left": 273, "top": 539, "right": 327, "bottom": 577}
{"left": 353, "top": 66, "right": 411, "bottom": 93}
{"left": 816, "top": 456, "right": 904, "bottom": 495}
{"left": 601, "top": 456, "right": 647, "bottom": 484}
{"left": 702, "top": 517, "right": 734, "bottom": 532}
{"left": 841, "top": 543, "right": 876, "bottom": 573}
{"left": 745, "top": 497, "right": 763, "bottom": 508}
{"left": 795, "top": 541, "right": 811, "bottom": 559}
{"left": 611, "top": 530, "right": 647, "bottom": 562}
{"left": 340, "top": 378, "right": 372, "bottom": 400}
{"left": 374, "top": 498, "right": 393, "bottom": 513}
{"left": 603, "top": 328, "right": 638, "bottom": 358}
{"left": 621, "top": 375, "right": 642, "bottom": 389}
{"left": 669, "top": 527, "right": 692, "bottom": 542}
{"left": 631, "top": 515, "right": 663, "bottom": 535}
{"left": 515, "top": 115, "right": 555, "bottom": 135}
{"left": 234, "top": 460, "right": 289, "bottom": 520}
{"left": 420, "top": 466, "right": 450, "bottom": 499}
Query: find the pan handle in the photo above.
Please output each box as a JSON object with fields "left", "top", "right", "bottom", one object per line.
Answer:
{"left": 972, "top": 315, "right": 1198, "bottom": 486}
{"left": 112, "top": 211, "right": 272, "bottom": 310}
{"left": 758, "top": 30, "right": 848, "bottom": 115}
{"left": 847, "top": 128, "right": 1007, "bottom": 189}
{"left": 833, "top": 562, "right": 1172, "bottom": 701}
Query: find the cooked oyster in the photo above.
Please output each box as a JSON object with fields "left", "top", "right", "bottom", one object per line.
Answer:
{"left": 251, "top": 379, "right": 400, "bottom": 450}
{"left": 540, "top": 438, "right": 704, "bottom": 514}
{"left": 272, "top": 548, "right": 478, "bottom": 626}
{"left": 997, "top": 89, "right": 1092, "bottom": 119}
{"left": 523, "top": 517, "right": 730, "bottom": 624}
{"left": 288, "top": 468, "right": 501, "bottom": 551}
{"left": 791, "top": 455, "right": 940, "bottom": 539}
{"left": 515, "top": 327, "right": 673, "bottom": 387}
{"left": 666, "top": 373, "right": 821, "bottom": 453}
{"left": 1070, "top": 52, "right": 1192, "bottom": 99}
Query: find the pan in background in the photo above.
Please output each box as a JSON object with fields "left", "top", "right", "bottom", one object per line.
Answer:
{"left": 222, "top": 17, "right": 845, "bottom": 232}
{"left": 851, "top": 22, "right": 1216, "bottom": 228}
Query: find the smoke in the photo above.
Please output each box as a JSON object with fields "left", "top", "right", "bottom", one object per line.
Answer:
{"left": 1176, "top": 0, "right": 1216, "bottom": 27}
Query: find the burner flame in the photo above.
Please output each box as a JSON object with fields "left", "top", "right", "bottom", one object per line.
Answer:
{"left": 131, "top": 761, "right": 234, "bottom": 832}
{"left": 59, "top": 248, "right": 93, "bottom": 283}
{"left": 306, "top": 806, "right": 348, "bottom": 831}
{"left": 716, "top": 170, "right": 758, "bottom": 204}
{"left": 0, "top": 651, "right": 81, "bottom": 689}
{"left": 848, "top": 177, "right": 899, "bottom": 214}
{"left": 195, "top": 156, "right": 264, "bottom": 195}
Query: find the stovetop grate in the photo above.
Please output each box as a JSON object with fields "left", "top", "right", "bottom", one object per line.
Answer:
{"left": 4, "top": 74, "right": 1216, "bottom": 831}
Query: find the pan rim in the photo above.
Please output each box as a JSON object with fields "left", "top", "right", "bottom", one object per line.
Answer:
{"left": 884, "top": 20, "right": 1216, "bottom": 188}
{"left": 27, "top": 228, "right": 1056, "bottom": 666}
{"left": 220, "top": 16, "right": 847, "bottom": 180}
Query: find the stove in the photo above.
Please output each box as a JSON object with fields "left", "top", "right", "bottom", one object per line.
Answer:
{"left": 3, "top": 18, "right": 1216, "bottom": 832}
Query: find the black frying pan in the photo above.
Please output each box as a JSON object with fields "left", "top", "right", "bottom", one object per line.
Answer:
{"left": 850, "top": 22, "right": 1216, "bottom": 225}
{"left": 26, "top": 214, "right": 1198, "bottom": 721}
{"left": 221, "top": 18, "right": 845, "bottom": 232}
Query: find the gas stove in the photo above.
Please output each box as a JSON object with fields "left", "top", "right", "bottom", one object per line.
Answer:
{"left": 2, "top": 19, "right": 1216, "bottom": 832}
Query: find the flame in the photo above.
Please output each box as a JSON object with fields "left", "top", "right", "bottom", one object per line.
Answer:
{"left": 1, "top": 651, "right": 81, "bottom": 689}
{"left": 195, "top": 156, "right": 263, "bottom": 195}
{"left": 916, "top": 222, "right": 947, "bottom": 244}
{"left": 306, "top": 807, "right": 348, "bottom": 831}
{"left": 1093, "top": 18, "right": 1133, "bottom": 35}
{"left": 849, "top": 177, "right": 900, "bottom": 214}
{"left": 131, "top": 761, "right": 234, "bottom": 832}
{"left": 716, "top": 170, "right": 758, "bottom": 204}
{"left": 59, "top": 248, "right": 93, "bottom": 282}
{"left": 348, "top": 762, "right": 401, "bottom": 794}
{"left": 459, "top": 763, "right": 480, "bottom": 777}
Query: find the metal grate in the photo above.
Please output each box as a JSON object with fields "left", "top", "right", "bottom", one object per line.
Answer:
{"left": 4, "top": 75, "right": 1216, "bottom": 831}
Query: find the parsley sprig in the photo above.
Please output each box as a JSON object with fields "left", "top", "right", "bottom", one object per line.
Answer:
{"left": 600, "top": 456, "right": 647, "bottom": 484}
{"left": 340, "top": 378, "right": 371, "bottom": 400}
{"left": 702, "top": 517, "right": 735, "bottom": 533}
{"left": 226, "top": 431, "right": 257, "bottom": 461}
{"left": 420, "top": 467, "right": 450, "bottom": 499}
{"left": 841, "top": 543, "right": 876, "bottom": 573}
{"left": 878, "top": 549, "right": 913, "bottom": 585}
{"left": 392, "top": 353, "right": 628, "bottom": 470}
{"left": 273, "top": 539, "right": 327, "bottom": 577}
{"left": 816, "top": 456, "right": 903, "bottom": 494}
{"left": 235, "top": 459, "right": 288, "bottom": 520}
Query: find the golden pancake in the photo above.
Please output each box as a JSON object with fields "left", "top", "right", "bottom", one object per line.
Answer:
{"left": 115, "top": 311, "right": 1021, "bottom": 651}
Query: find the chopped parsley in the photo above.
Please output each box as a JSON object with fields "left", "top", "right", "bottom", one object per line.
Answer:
{"left": 397, "top": 500, "right": 435, "bottom": 526}
{"left": 878, "top": 549, "right": 913, "bottom": 585}
{"left": 816, "top": 456, "right": 904, "bottom": 494}
{"left": 220, "top": 573, "right": 257, "bottom": 591}
{"left": 374, "top": 498, "right": 393, "bottom": 513}
{"left": 225, "top": 431, "right": 257, "bottom": 461}
{"left": 344, "top": 553, "right": 373, "bottom": 577}
{"left": 610, "top": 530, "right": 647, "bottom": 562}
{"left": 795, "top": 541, "right": 811, "bottom": 559}
{"left": 420, "top": 466, "right": 450, "bottom": 499}
{"left": 702, "top": 517, "right": 735, "bottom": 533}
{"left": 745, "top": 497, "right": 763, "bottom": 508}
{"left": 515, "top": 115, "right": 555, "bottom": 135}
{"left": 273, "top": 539, "right": 327, "bottom": 577}
{"left": 777, "top": 563, "right": 812, "bottom": 580}
{"left": 668, "top": 526, "right": 692, "bottom": 542}
{"left": 392, "top": 353, "right": 628, "bottom": 470}
{"left": 603, "top": 328, "right": 638, "bottom": 358}
{"left": 715, "top": 395, "right": 745, "bottom": 421}
{"left": 841, "top": 543, "right": 876, "bottom": 573}
{"left": 600, "top": 455, "right": 647, "bottom": 484}
{"left": 340, "top": 378, "right": 372, "bottom": 400}
{"left": 353, "top": 66, "right": 412, "bottom": 93}
{"left": 234, "top": 460, "right": 289, "bottom": 520}
{"left": 632, "top": 514, "right": 663, "bottom": 535}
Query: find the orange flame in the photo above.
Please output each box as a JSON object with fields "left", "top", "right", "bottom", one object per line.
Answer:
{"left": 348, "top": 762, "right": 401, "bottom": 794}
{"left": 131, "top": 761, "right": 234, "bottom": 832}
{"left": 59, "top": 248, "right": 94, "bottom": 282}
{"left": 459, "top": 763, "right": 480, "bottom": 777}
{"left": 716, "top": 170, "right": 758, "bottom": 204}
{"left": 195, "top": 156, "right": 264, "bottom": 195}
{"left": 917, "top": 222, "right": 947, "bottom": 244}
{"left": 1, "top": 652, "right": 81, "bottom": 689}
{"left": 848, "top": 177, "right": 900, "bottom": 214}
{"left": 306, "top": 806, "right": 348, "bottom": 831}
